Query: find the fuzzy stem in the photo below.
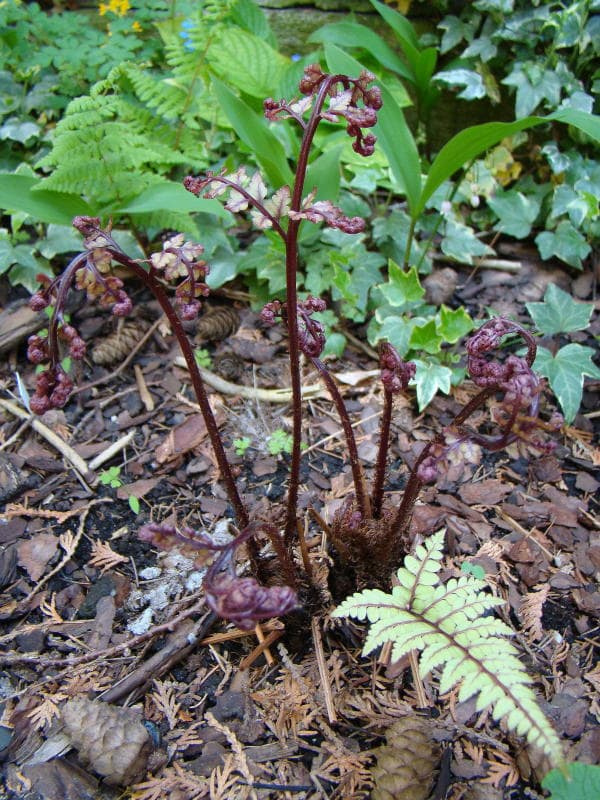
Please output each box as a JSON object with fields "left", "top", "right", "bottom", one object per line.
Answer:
{"left": 371, "top": 387, "right": 393, "bottom": 519}
{"left": 310, "top": 356, "right": 371, "bottom": 518}
{"left": 282, "top": 76, "right": 343, "bottom": 547}
{"left": 110, "top": 253, "right": 249, "bottom": 530}
{"left": 388, "top": 385, "right": 496, "bottom": 544}
{"left": 47, "top": 252, "right": 88, "bottom": 363}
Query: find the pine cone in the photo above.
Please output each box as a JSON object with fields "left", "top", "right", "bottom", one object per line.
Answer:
{"left": 91, "top": 319, "right": 151, "bottom": 365}
{"left": 213, "top": 351, "right": 244, "bottom": 381}
{"left": 371, "top": 716, "right": 441, "bottom": 800}
{"left": 61, "top": 697, "right": 152, "bottom": 786}
{"left": 196, "top": 305, "right": 239, "bottom": 342}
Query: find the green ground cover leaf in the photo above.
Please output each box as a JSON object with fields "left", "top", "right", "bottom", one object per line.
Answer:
{"left": 525, "top": 284, "right": 594, "bottom": 336}
{"left": 535, "top": 220, "right": 591, "bottom": 269}
{"left": 488, "top": 189, "right": 541, "bottom": 238}
{"left": 534, "top": 344, "right": 600, "bottom": 424}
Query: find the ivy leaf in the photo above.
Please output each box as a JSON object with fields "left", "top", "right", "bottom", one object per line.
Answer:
{"left": 378, "top": 261, "right": 425, "bottom": 308}
{"left": 502, "top": 63, "right": 562, "bottom": 118}
{"left": 409, "top": 319, "right": 444, "bottom": 354}
{"left": 488, "top": 189, "right": 541, "bottom": 238}
{"left": 525, "top": 284, "right": 594, "bottom": 335}
{"left": 411, "top": 359, "right": 452, "bottom": 410}
{"left": 371, "top": 313, "right": 418, "bottom": 357}
{"left": 434, "top": 68, "right": 486, "bottom": 100}
{"left": 441, "top": 221, "right": 495, "bottom": 264}
{"left": 534, "top": 344, "right": 600, "bottom": 423}
{"left": 535, "top": 220, "right": 591, "bottom": 269}
{"left": 438, "top": 305, "right": 474, "bottom": 344}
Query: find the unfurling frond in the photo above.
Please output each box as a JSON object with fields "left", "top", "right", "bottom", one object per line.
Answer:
{"left": 333, "top": 530, "right": 563, "bottom": 766}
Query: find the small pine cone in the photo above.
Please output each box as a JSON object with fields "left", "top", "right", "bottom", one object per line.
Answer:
{"left": 91, "top": 319, "right": 151, "bottom": 365}
{"left": 61, "top": 697, "right": 152, "bottom": 786}
{"left": 213, "top": 351, "right": 244, "bottom": 381}
{"left": 371, "top": 716, "right": 441, "bottom": 800}
{"left": 196, "top": 305, "right": 239, "bottom": 342}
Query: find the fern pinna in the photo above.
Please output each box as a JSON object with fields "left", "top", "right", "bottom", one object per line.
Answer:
{"left": 333, "top": 530, "right": 563, "bottom": 766}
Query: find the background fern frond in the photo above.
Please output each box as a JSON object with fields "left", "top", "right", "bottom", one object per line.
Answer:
{"left": 333, "top": 530, "right": 563, "bottom": 766}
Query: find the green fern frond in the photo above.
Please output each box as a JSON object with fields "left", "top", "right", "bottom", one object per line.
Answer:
{"left": 333, "top": 530, "right": 563, "bottom": 766}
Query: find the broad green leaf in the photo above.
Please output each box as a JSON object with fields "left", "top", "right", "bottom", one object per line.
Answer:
{"left": 37, "top": 224, "right": 83, "bottom": 259}
{"left": 441, "top": 221, "right": 495, "bottom": 264}
{"left": 542, "top": 763, "right": 600, "bottom": 800}
{"left": 0, "top": 118, "right": 40, "bottom": 144}
{"left": 212, "top": 78, "right": 293, "bottom": 189}
{"left": 411, "top": 359, "right": 452, "bottom": 409}
{"left": 0, "top": 173, "right": 94, "bottom": 224}
{"left": 434, "top": 69, "right": 486, "bottom": 100}
{"left": 378, "top": 261, "right": 424, "bottom": 307}
{"left": 116, "top": 180, "right": 232, "bottom": 219}
{"left": 438, "top": 305, "right": 474, "bottom": 343}
{"left": 323, "top": 331, "right": 347, "bottom": 359}
{"left": 418, "top": 109, "right": 600, "bottom": 218}
{"left": 503, "top": 63, "right": 562, "bottom": 118}
{"left": 371, "top": 313, "right": 418, "bottom": 357}
{"left": 210, "top": 28, "right": 288, "bottom": 98}
{"left": 534, "top": 344, "right": 600, "bottom": 423}
{"left": 535, "top": 220, "right": 591, "bottom": 269}
{"left": 231, "top": 0, "right": 277, "bottom": 48}
{"left": 525, "top": 284, "right": 594, "bottom": 336}
{"left": 0, "top": 240, "right": 16, "bottom": 274}
{"left": 309, "top": 22, "right": 412, "bottom": 81}
{"left": 323, "top": 44, "right": 422, "bottom": 212}
{"left": 488, "top": 189, "right": 541, "bottom": 238}
{"left": 369, "top": 0, "right": 420, "bottom": 63}
{"left": 8, "top": 245, "right": 53, "bottom": 292}
{"left": 409, "top": 319, "right": 443, "bottom": 354}
{"left": 305, "top": 145, "right": 343, "bottom": 201}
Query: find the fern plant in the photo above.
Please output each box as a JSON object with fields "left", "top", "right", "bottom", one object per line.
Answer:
{"left": 333, "top": 530, "right": 564, "bottom": 766}
{"left": 34, "top": 0, "right": 289, "bottom": 235}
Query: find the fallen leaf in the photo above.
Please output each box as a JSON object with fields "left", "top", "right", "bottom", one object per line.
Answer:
{"left": 17, "top": 533, "right": 59, "bottom": 582}
{"left": 155, "top": 410, "right": 224, "bottom": 465}
{"left": 459, "top": 479, "right": 513, "bottom": 506}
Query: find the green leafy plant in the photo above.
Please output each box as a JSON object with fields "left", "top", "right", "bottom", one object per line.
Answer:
{"left": 267, "top": 428, "right": 295, "bottom": 457}
{"left": 27, "top": 67, "right": 561, "bottom": 631}
{"left": 333, "top": 529, "right": 563, "bottom": 766}
{"left": 543, "top": 762, "right": 600, "bottom": 800}
{"left": 233, "top": 436, "right": 252, "bottom": 456}
{"left": 526, "top": 284, "right": 600, "bottom": 423}
{"left": 194, "top": 347, "right": 212, "bottom": 368}
{"left": 98, "top": 465, "right": 123, "bottom": 489}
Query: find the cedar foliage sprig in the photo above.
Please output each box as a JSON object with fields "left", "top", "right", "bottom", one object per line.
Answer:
{"left": 333, "top": 530, "right": 563, "bottom": 766}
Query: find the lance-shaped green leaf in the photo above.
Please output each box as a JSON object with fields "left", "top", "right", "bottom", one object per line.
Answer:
{"left": 212, "top": 78, "right": 293, "bottom": 189}
{"left": 333, "top": 530, "right": 564, "bottom": 767}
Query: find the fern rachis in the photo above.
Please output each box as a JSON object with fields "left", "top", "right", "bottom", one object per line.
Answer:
{"left": 333, "top": 530, "right": 563, "bottom": 766}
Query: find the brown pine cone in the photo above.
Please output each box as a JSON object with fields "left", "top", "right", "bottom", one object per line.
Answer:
{"left": 196, "top": 305, "right": 239, "bottom": 342}
{"left": 91, "top": 319, "right": 151, "bottom": 365}
{"left": 372, "top": 716, "right": 441, "bottom": 800}
{"left": 61, "top": 697, "right": 152, "bottom": 786}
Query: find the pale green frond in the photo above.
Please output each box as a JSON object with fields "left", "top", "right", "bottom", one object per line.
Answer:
{"left": 332, "top": 588, "right": 402, "bottom": 622}
{"left": 333, "top": 527, "right": 563, "bottom": 766}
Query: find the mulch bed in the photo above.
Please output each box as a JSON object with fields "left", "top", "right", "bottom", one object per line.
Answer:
{"left": 0, "top": 242, "right": 598, "bottom": 799}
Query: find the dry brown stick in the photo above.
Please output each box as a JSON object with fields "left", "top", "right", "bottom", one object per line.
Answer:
{"left": 173, "top": 356, "right": 325, "bottom": 402}
{"left": 252, "top": 623, "right": 275, "bottom": 666}
{"left": 99, "top": 612, "right": 216, "bottom": 704}
{"left": 0, "top": 397, "right": 90, "bottom": 477}
{"left": 312, "top": 617, "right": 337, "bottom": 724}
{"left": 239, "top": 629, "right": 283, "bottom": 671}
{"left": 0, "top": 593, "right": 208, "bottom": 667}
{"left": 134, "top": 363, "right": 155, "bottom": 412}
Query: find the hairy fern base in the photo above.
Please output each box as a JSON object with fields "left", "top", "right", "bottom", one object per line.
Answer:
{"left": 333, "top": 530, "right": 563, "bottom": 767}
